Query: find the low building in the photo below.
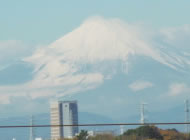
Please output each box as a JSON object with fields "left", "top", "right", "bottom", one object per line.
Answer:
{"left": 88, "top": 130, "right": 115, "bottom": 136}
{"left": 35, "top": 138, "right": 43, "bottom": 140}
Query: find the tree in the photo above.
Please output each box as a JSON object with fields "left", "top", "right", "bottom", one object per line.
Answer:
{"left": 124, "top": 125, "right": 163, "bottom": 140}
{"left": 89, "top": 134, "right": 115, "bottom": 140}
{"left": 77, "top": 130, "right": 89, "bottom": 140}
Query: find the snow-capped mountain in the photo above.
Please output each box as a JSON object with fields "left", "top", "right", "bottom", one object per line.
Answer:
{"left": 0, "top": 16, "right": 190, "bottom": 121}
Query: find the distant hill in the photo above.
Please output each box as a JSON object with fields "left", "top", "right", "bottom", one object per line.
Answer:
{"left": 0, "top": 112, "right": 116, "bottom": 140}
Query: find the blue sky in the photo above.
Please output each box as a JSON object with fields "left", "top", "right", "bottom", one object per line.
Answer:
{"left": 0, "top": 0, "right": 190, "bottom": 119}
{"left": 1, "top": 0, "right": 190, "bottom": 44}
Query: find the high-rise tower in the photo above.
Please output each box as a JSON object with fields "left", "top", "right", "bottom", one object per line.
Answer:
{"left": 50, "top": 100, "right": 78, "bottom": 140}
{"left": 50, "top": 102, "right": 63, "bottom": 139}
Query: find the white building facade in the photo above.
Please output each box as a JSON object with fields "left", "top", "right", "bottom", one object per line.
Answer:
{"left": 50, "top": 100, "right": 78, "bottom": 140}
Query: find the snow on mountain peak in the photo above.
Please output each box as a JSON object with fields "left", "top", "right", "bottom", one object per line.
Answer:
{"left": 22, "top": 17, "right": 190, "bottom": 98}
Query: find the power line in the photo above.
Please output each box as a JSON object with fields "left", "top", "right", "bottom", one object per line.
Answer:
{"left": 0, "top": 122, "right": 190, "bottom": 128}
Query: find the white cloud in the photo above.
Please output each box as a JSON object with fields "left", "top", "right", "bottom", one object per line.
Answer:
{"left": 0, "top": 94, "right": 11, "bottom": 104}
{"left": 0, "top": 92, "right": 27, "bottom": 105}
{"left": 161, "top": 25, "right": 190, "bottom": 47}
{"left": 168, "top": 83, "right": 190, "bottom": 96}
{"left": 0, "top": 72, "right": 104, "bottom": 104}
{"left": 0, "top": 40, "right": 35, "bottom": 66}
{"left": 129, "top": 80, "right": 153, "bottom": 92}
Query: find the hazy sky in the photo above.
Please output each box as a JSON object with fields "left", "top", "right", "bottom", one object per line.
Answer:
{"left": 1, "top": 0, "right": 190, "bottom": 44}
{"left": 0, "top": 0, "right": 190, "bottom": 118}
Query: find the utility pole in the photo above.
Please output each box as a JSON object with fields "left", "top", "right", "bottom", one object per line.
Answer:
{"left": 120, "top": 125, "right": 124, "bottom": 135}
{"left": 140, "top": 102, "right": 148, "bottom": 124}
{"left": 29, "top": 115, "right": 35, "bottom": 140}
{"left": 185, "top": 99, "right": 189, "bottom": 134}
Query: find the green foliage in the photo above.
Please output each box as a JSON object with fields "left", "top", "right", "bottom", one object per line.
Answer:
{"left": 77, "top": 130, "right": 89, "bottom": 140}
{"left": 124, "top": 125, "right": 163, "bottom": 140}
{"left": 89, "top": 134, "right": 115, "bottom": 140}
{"left": 166, "top": 128, "right": 178, "bottom": 133}
{"left": 73, "top": 127, "right": 190, "bottom": 140}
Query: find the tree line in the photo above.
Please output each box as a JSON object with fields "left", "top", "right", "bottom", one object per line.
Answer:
{"left": 59, "top": 125, "right": 190, "bottom": 140}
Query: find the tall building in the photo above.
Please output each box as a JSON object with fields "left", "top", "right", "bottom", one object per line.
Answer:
{"left": 50, "top": 101, "right": 63, "bottom": 139}
{"left": 50, "top": 100, "right": 79, "bottom": 140}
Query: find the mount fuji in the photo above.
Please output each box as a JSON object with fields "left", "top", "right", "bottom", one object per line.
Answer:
{"left": 0, "top": 16, "right": 190, "bottom": 122}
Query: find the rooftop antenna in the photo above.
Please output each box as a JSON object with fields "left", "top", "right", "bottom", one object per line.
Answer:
{"left": 29, "top": 115, "right": 35, "bottom": 140}
{"left": 140, "top": 102, "right": 148, "bottom": 124}
{"left": 185, "top": 99, "right": 189, "bottom": 133}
